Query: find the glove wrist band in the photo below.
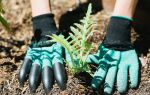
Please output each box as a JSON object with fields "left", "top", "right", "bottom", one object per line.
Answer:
{"left": 103, "top": 16, "right": 133, "bottom": 51}
{"left": 30, "top": 13, "right": 58, "bottom": 47}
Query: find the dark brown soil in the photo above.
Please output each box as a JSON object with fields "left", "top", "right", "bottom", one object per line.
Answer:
{"left": 0, "top": 0, "right": 150, "bottom": 95}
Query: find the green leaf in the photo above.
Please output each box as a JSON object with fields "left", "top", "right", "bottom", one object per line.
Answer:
{"left": 0, "top": 1, "right": 10, "bottom": 30}
{"left": 74, "top": 23, "right": 84, "bottom": 30}
{"left": 70, "top": 26, "right": 82, "bottom": 37}
{"left": 0, "top": 15, "right": 10, "bottom": 30}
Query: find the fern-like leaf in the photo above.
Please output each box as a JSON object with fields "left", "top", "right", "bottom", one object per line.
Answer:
{"left": 50, "top": 3, "right": 96, "bottom": 74}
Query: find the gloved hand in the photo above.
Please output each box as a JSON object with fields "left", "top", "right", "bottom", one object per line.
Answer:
{"left": 19, "top": 43, "right": 66, "bottom": 93}
{"left": 86, "top": 44, "right": 139, "bottom": 94}
{"left": 86, "top": 16, "right": 140, "bottom": 94}
{"left": 18, "top": 14, "right": 66, "bottom": 94}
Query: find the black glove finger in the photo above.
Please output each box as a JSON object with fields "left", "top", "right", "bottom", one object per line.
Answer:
{"left": 42, "top": 66, "right": 54, "bottom": 94}
{"left": 29, "top": 63, "right": 41, "bottom": 93}
{"left": 53, "top": 62, "right": 67, "bottom": 90}
{"left": 18, "top": 58, "right": 32, "bottom": 86}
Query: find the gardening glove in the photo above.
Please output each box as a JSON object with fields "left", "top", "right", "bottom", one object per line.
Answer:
{"left": 86, "top": 16, "right": 139, "bottom": 94}
{"left": 18, "top": 14, "right": 66, "bottom": 94}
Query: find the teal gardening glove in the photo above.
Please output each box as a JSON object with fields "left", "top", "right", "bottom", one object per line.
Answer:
{"left": 86, "top": 16, "right": 139, "bottom": 94}
{"left": 18, "top": 14, "right": 66, "bottom": 94}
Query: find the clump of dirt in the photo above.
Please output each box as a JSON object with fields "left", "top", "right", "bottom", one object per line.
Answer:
{"left": 0, "top": 0, "right": 150, "bottom": 95}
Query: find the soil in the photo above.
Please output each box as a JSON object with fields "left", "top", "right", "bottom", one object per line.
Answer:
{"left": 0, "top": 0, "right": 150, "bottom": 95}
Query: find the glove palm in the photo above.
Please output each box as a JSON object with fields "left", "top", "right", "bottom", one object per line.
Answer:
{"left": 86, "top": 45, "right": 139, "bottom": 94}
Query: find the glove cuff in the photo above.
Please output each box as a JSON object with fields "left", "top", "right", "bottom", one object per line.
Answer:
{"left": 30, "top": 13, "right": 58, "bottom": 47}
{"left": 103, "top": 16, "right": 133, "bottom": 51}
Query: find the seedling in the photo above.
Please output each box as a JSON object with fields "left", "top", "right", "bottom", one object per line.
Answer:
{"left": 50, "top": 4, "right": 96, "bottom": 74}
